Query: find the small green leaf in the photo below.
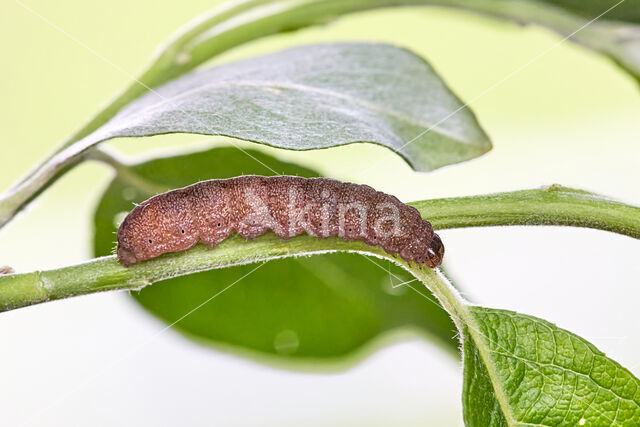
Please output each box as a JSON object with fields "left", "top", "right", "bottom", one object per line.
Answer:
{"left": 84, "top": 43, "right": 490, "bottom": 172}
{"left": 462, "top": 306, "right": 640, "bottom": 426}
{"left": 93, "top": 147, "right": 458, "bottom": 360}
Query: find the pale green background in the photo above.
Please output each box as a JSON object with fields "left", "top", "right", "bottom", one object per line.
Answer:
{"left": 1, "top": 1, "right": 639, "bottom": 426}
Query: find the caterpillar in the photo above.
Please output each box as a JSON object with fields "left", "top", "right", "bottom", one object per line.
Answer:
{"left": 116, "top": 176, "right": 444, "bottom": 268}
{"left": 0, "top": 266, "right": 14, "bottom": 275}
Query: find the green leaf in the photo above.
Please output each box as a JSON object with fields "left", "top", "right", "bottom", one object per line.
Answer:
{"left": 462, "top": 306, "right": 640, "bottom": 426}
{"left": 62, "top": 0, "right": 640, "bottom": 150}
{"left": 93, "top": 147, "right": 458, "bottom": 361}
{"left": 85, "top": 43, "right": 490, "bottom": 172}
{"left": 0, "top": 41, "right": 492, "bottom": 230}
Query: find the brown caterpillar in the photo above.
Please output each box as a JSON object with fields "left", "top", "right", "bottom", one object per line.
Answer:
{"left": 0, "top": 266, "right": 14, "bottom": 275}
{"left": 116, "top": 176, "right": 444, "bottom": 268}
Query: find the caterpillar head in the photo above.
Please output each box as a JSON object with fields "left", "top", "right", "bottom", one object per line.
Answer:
{"left": 425, "top": 233, "right": 444, "bottom": 268}
{"left": 116, "top": 192, "right": 197, "bottom": 267}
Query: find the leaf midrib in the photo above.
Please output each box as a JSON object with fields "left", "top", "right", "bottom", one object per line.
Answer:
{"left": 460, "top": 305, "right": 519, "bottom": 426}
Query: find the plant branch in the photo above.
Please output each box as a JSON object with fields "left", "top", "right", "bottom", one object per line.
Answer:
{"left": 411, "top": 184, "right": 640, "bottom": 238}
{"left": 86, "top": 148, "right": 169, "bottom": 195}
{"left": 0, "top": 236, "right": 409, "bottom": 312}
{"left": 0, "top": 182, "right": 637, "bottom": 312}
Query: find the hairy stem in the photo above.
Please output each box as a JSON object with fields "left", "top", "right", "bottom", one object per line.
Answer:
{"left": 411, "top": 184, "right": 640, "bottom": 238}
{"left": 411, "top": 267, "right": 468, "bottom": 331}
{"left": 86, "top": 148, "right": 169, "bottom": 195}
{"left": 0, "top": 232, "right": 470, "bottom": 330}
{"left": 0, "top": 236, "right": 408, "bottom": 312}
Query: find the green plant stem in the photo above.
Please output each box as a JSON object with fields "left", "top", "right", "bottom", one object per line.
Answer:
{"left": 409, "top": 268, "right": 509, "bottom": 413}
{"left": 86, "top": 148, "right": 169, "bottom": 195}
{"left": 0, "top": 180, "right": 637, "bottom": 312}
{"left": 0, "top": 232, "right": 470, "bottom": 329}
{"left": 2, "top": 0, "right": 637, "bottom": 230}
{"left": 412, "top": 266, "right": 468, "bottom": 331}
{"left": 411, "top": 184, "right": 640, "bottom": 238}
{"left": 0, "top": 236, "right": 405, "bottom": 312}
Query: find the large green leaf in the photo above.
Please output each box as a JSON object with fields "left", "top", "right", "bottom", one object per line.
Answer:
{"left": 462, "top": 306, "right": 640, "bottom": 426}
{"left": 62, "top": 0, "right": 640, "bottom": 151}
{"left": 83, "top": 43, "right": 489, "bottom": 172}
{"left": 93, "top": 147, "right": 458, "bottom": 361}
{"left": 0, "top": 40, "right": 492, "bottom": 228}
